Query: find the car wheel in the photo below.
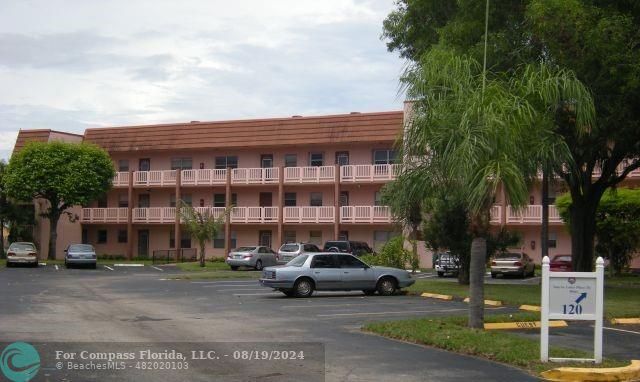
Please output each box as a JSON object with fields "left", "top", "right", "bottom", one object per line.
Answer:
{"left": 254, "top": 260, "right": 263, "bottom": 271}
{"left": 377, "top": 277, "right": 397, "bottom": 296}
{"left": 491, "top": 273, "right": 496, "bottom": 278}
{"left": 362, "top": 289, "right": 376, "bottom": 296}
{"left": 230, "top": 266, "right": 238, "bottom": 271}
{"left": 437, "top": 272, "right": 444, "bottom": 277}
{"left": 293, "top": 278, "right": 314, "bottom": 298}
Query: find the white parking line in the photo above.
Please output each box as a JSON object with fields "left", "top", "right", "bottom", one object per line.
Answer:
{"left": 317, "top": 308, "right": 469, "bottom": 317}
{"left": 104, "top": 265, "right": 114, "bottom": 271}
{"left": 152, "top": 266, "right": 164, "bottom": 272}
{"left": 54, "top": 265, "right": 59, "bottom": 271}
{"left": 602, "top": 326, "right": 640, "bottom": 335}
{"left": 114, "top": 263, "right": 144, "bottom": 267}
{"left": 39, "top": 262, "right": 47, "bottom": 266}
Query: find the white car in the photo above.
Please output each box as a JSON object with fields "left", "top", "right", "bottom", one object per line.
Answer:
{"left": 6, "top": 242, "right": 38, "bottom": 267}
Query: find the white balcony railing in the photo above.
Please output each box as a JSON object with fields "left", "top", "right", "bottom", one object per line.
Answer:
{"left": 284, "top": 166, "right": 335, "bottom": 183}
{"left": 81, "top": 208, "right": 128, "bottom": 223}
{"left": 134, "top": 170, "right": 177, "bottom": 187}
{"left": 506, "top": 205, "right": 563, "bottom": 224}
{"left": 132, "top": 207, "right": 176, "bottom": 223}
{"left": 231, "top": 168, "right": 279, "bottom": 184}
{"left": 490, "top": 205, "right": 502, "bottom": 224}
{"left": 340, "top": 206, "right": 392, "bottom": 223}
{"left": 340, "top": 164, "right": 400, "bottom": 183}
{"left": 181, "top": 169, "right": 227, "bottom": 186}
{"left": 283, "top": 206, "right": 335, "bottom": 223}
{"left": 112, "top": 172, "right": 130, "bottom": 187}
{"left": 230, "top": 207, "right": 278, "bottom": 223}
{"left": 191, "top": 207, "right": 226, "bottom": 220}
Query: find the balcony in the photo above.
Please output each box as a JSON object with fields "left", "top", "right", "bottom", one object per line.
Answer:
{"left": 340, "top": 164, "right": 399, "bottom": 183}
{"left": 81, "top": 208, "right": 128, "bottom": 223}
{"left": 340, "top": 206, "right": 392, "bottom": 223}
{"left": 283, "top": 206, "right": 335, "bottom": 223}
{"left": 132, "top": 207, "right": 176, "bottom": 223}
{"left": 182, "top": 169, "right": 227, "bottom": 186}
{"left": 232, "top": 168, "right": 279, "bottom": 185}
{"left": 490, "top": 205, "right": 502, "bottom": 224}
{"left": 592, "top": 160, "right": 640, "bottom": 179}
{"left": 284, "top": 166, "right": 335, "bottom": 184}
{"left": 112, "top": 172, "right": 130, "bottom": 187}
{"left": 505, "top": 205, "right": 563, "bottom": 224}
{"left": 134, "top": 170, "right": 177, "bottom": 187}
{"left": 230, "top": 207, "right": 278, "bottom": 223}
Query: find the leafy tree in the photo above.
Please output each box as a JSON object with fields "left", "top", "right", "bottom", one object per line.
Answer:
{"left": 360, "top": 236, "right": 411, "bottom": 270}
{"left": 557, "top": 189, "right": 640, "bottom": 275}
{"left": 486, "top": 227, "right": 522, "bottom": 262}
{"left": 4, "top": 142, "right": 115, "bottom": 260}
{"left": 383, "top": 0, "right": 640, "bottom": 272}
{"left": 178, "top": 202, "right": 229, "bottom": 267}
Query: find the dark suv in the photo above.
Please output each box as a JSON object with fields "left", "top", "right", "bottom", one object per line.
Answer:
{"left": 435, "top": 253, "right": 460, "bottom": 277}
{"left": 322, "top": 241, "right": 373, "bottom": 256}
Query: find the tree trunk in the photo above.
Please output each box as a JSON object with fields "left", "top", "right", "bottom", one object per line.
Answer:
{"left": 199, "top": 242, "right": 206, "bottom": 267}
{"left": 48, "top": 213, "right": 60, "bottom": 260}
{"left": 458, "top": 251, "right": 470, "bottom": 285}
{"left": 468, "top": 237, "right": 486, "bottom": 328}
{"left": 569, "top": 199, "right": 598, "bottom": 272}
{"left": 541, "top": 168, "right": 549, "bottom": 260}
{"left": 410, "top": 227, "right": 419, "bottom": 272}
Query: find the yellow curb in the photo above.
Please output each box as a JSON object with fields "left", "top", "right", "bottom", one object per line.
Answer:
{"left": 610, "top": 318, "right": 640, "bottom": 325}
{"left": 420, "top": 292, "right": 453, "bottom": 301}
{"left": 463, "top": 297, "right": 503, "bottom": 306}
{"left": 484, "top": 321, "right": 567, "bottom": 330}
{"left": 520, "top": 304, "right": 541, "bottom": 312}
{"left": 541, "top": 360, "right": 640, "bottom": 382}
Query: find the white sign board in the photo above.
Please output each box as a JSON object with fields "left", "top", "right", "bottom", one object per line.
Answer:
{"left": 540, "top": 256, "right": 604, "bottom": 363}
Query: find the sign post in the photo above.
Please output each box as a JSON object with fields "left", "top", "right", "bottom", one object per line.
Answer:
{"left": 540, "top": 256, "right": 604, "bottom": 363}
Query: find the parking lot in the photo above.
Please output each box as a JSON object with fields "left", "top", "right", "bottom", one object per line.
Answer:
{"left": 1, "top": 264, "right": 638, "bottom": 381}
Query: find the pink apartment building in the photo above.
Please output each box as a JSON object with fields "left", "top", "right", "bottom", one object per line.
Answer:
{"left": 11, "top": 108, "right": 640, "bottom": 267}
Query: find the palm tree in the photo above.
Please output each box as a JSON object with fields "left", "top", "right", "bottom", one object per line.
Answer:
{"left": 178, "top": 201, "right": 229, "bottom": 267}
{"left": 401, "top": 48, "right": 594, "bottom": 328}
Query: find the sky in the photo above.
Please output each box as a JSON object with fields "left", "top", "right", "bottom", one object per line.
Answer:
{"left": 0, "top": 0, "right": 406, "bottom": 160}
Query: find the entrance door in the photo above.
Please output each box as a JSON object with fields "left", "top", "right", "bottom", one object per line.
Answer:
{"left": 259, "top": 230, "right": 272, "bottom": 248}
{"left": 260, "top": 154, "right": 274, "bottom": 168}
{"left": 138, "top": 230, "right": 149, "bottom": 258}
{"left": 259, "top": 192, "right": 272, "bottom": 207}
{"left": 138, "top": 194, "right": 150, "bottom": 208}
{"left": 139, "top": 158, "right": 150, "bottom": 171}
{"left": 339, "top": 191, "right": 349, "bottom": 207}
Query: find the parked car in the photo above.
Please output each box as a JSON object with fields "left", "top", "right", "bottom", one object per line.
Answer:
{"left": 260, "top": 253, "right": 415, "bottom": 297}
{"left": 550, "top": 254, "right": 572, "bottom": 272}
{"left": 6, "top": 242, "right": 38, "bottom": 267}
{"left": 276, "top": 242, "right": 321, "bottom": 265}
{"left": 64, "top": 244, "right": 97, "bottom": 268}
{"left": 490, "top": 252, "right": 535, "bottom": 278}
{"left": 435, "top": 253, "right": 460, "bottom": 277}
{"left": 322, "top": 240, "right": 373, "bottom": 256}
{"left": 226, "top": 246, "right": 277, "bottom": 270}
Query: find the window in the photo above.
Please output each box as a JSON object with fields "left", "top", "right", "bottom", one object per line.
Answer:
{"left": 118, "top": 160, "right": 129, "bottom": 172}
{"left": 118, "top": 194, "right": 128, "bottom": 208}
{"left": 213, "top": 194, "right": 237, "bottom": 208}
{"left": 339, "top": 191, "right": 349, "bottom": 207}
{"left": 548, "top": 232, "right": 557, "bottom": 249}
{"left": 261, "top": 154, "right": 274, "bottom": 168}
{"left": 374, "top": 191, "right": 383, "bottom": 206}
{"left": 373, "top": 149, "right": 397, "bottom": 165}
{"left": 139, "top": 158, "right": 150, "bottom": 171}
{"left": 82, "top": 228, "right": 88, "bottom": 244}
{"left": 309, "top": 152, "right": 324, "bottom": 167}
{"left": 284, "top": 154, "right": 297, "bottom": 167}
{"left": 310, "top": 254, "right": 336, "bottom": 269}
{"left": 118, "top": 229, "right": 128, "bottom": 243}
{"left": 548, "top": 188, "right": 557, "bottom": 204}
{"left": 170, "top": 230, "right": 192, "bottom": 249}
{"left": 309, "top": 230, "right": 322, "bottom": 246}
{"left": 259, "top": 230, "right": 272, "bottom": 248}
{"left": 170, "top": 194, "right": 191, "bottom": 207}
{"left": 335, "top": 151, "right": 349, "bottom": 166}
{"left": 97, "top": 230, "right": 108, "bottom": 244}
{"left": 340, "top": 255, "right": 367, "bottom": 269}
{"left": 284, "top": 193, "right": 297, "bottom": 207}
{"left": 215, "top": 156, "right": 238, "bottom": 169}
{"left": 213, "top": 230, "right": 236, "bottom": 249}
{"left": 304, "top": 244, "right": 320, "bottom": 252}
{"left": 138, "top": 194, "right": 150, "bottom": 208}
{"left": 310, "top": 192, "right": 322, "bottom": 207}
{"left": 338, "top": 231, "right": 349, "bottom": 241}
{"left": 171, "top": 157, "right": 193, "bottom": 170}
{"left": 97, "top": 195, "right": 108, "bottom": 208}
{"left": 284, "top": 231, "right": 296, "bottom": 244}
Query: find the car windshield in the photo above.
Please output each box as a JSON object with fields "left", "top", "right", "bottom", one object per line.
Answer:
{"left": 495, "top": 253, "right": 522, "bottom": 260}
{"left": 286, "top": 255, "right": 308, "bottom": 267}
{"left": 323, "top": 241, "right": 348, "bottom": 251}
{"left": 69, "top": 244, "right": 94, "bottom": 252}
{"left": 554, "top": 255, "right": 572, "bottom": 262}
{"left": 280, "top": 244, "right": 299, "bottom": 252}
{"left": 234, "top": 247, "right": 256, "bottom": 252}
{"left": 9, "top": 243, "right": 35, "bottom": 251}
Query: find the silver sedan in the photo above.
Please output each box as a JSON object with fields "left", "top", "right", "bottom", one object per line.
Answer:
{"left": 6, "top": 242, "right": 38, "bottom": 267}
{"left": 259, "top": 253, "right": 415, "bottom": 297}
{"left": 64, "top": 244, "right": 97, "bottom": 269}
{"left": 226, "top": 246, "right": 278, "bottom": 271}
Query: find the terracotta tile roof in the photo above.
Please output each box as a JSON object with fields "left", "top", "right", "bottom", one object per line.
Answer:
{"left": 12, "top": 129, "right": 84, "bottom": 156}
{"left": 83, "top": 111, "right": 404, "bottom": 152}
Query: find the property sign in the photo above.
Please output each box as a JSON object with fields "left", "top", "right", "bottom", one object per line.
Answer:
{"left": 540, "top": 256, "right": 604, "bottom": 363}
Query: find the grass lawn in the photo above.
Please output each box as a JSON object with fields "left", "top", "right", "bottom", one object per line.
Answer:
{"left": 407, "top": 276, "right": 640, "bottom": 318}
{"left": 364, "top": 313, "right": 628, "bottom": 376}
{"left": 170, "top": 261, "right": 261, "bottom": 280}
